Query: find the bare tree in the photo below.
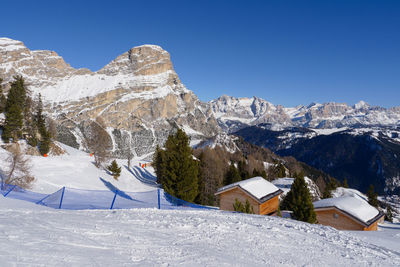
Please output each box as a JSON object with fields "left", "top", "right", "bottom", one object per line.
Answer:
{"left": 84, "top": 118, "right": 111, "bottom": 168}
{"left": 127, "top": 146, "right": 133, "bottom": 169}
{"left": 5, "top": 144, "right": 35, "bottom": 189}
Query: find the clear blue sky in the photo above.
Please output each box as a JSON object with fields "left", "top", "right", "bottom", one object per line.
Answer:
{"left": 1, "top": 0, "right": 399, "bottom": 108}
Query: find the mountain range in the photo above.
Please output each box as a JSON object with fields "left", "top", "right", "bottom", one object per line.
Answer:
{"left": 1, "top": 37, "right": 399, "bottom": 194}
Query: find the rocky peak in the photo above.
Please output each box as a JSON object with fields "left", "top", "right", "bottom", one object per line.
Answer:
{"left": 354, "top": 100, "right": 370, "bottom": 110}
{"left": 0, "top": 37, "right": 85, "bottom": 90}
{"left": 98, "top": 44, "right": 175, "bottom": 77}
{"left": 0, "top": 37, "right": 220, "bottom": 157}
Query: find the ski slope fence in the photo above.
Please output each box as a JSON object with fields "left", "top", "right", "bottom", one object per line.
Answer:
{"left": 0, "top": 183, "right": 217, "bottom": 211}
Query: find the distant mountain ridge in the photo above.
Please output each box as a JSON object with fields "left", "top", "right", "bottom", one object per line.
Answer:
{"left": 210, "top": 95, "right": 400, "bottom": 132}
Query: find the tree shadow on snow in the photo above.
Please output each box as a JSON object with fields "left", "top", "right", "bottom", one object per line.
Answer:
{"left": 99, "top": 177, "right": 132, "bottom": 200}
{"left": 125, "top": 166, "right": 159, "bottom": 187}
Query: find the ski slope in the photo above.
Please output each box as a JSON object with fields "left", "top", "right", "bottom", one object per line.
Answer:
{"left": 0, "top": 196, "right": 399, "bottom": 266}
{"left": 1, "top": 142, "right": 400, "bottom": 265}
{"left": 0, "top": 142, "right": 157, "bottom": 194}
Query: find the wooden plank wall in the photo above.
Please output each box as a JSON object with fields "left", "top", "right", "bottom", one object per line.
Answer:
{"left": 219, "top": 187, "right": 260, "bottom": 214}
{"left": 315, "top": 208, "right": 378, "bottom": 231}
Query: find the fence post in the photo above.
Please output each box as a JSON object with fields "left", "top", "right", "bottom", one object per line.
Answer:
{"left": 110, "top": 190, "right": 118, "bottom": 210}
{"left": 157, "top": 189, "right": 161, "bottom": 209}
{"left": 3, "top": 185, "right": 17, "bottom": 197}
{"left": 58, "top": 187, "right": 65, "bottom": 209}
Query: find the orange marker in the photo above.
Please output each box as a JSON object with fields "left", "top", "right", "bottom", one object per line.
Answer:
{"left": 43, "top": 154, "right": 48, "bottom": 157}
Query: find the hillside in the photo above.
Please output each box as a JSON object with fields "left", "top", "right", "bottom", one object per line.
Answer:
{"left": 0, "top": 141, "right": 157, "bottom": 194}
{"left": 235, "top": 125, "right": 400, "bottom": 195}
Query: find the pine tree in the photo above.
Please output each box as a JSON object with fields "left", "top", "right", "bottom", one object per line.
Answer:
{"left": 2, "top": 104, "right": 23, "bottom": 142}
{"left": 223, "top": 162, "right": 241, "bottom": 185}
{"left": 153, "top": 129, "right": 199, "bottom": 202}
{"left": 237, "top": 160, "right": 249, "bottom": 180}
{"left": 2, "top": 76, "right": 27, "bottom": 142}
{"left": 367, "top": 184, "right": 379, "bottom": 207}
{"left": 35, "top": 94, "right": 51, "bottom": 155}
{"left": 153, "top": 145, "right": 166, "bottom": 184}
{"left": 322, "top": 179, "right": 337, "bottom": 199}
{"left": 280, "top": 172, "right": 317, "bottom": 223}
{"left": 107, "top": 160, "right": 121, "bottom": 180}
{"left": 271, "top": 162, "right": 286, "bottom": 179}
{"left": 39, "top": 130, "right": 51, "bottom": 155}
{"left": 342, "top": 178, "right": 349, "bottom": 188}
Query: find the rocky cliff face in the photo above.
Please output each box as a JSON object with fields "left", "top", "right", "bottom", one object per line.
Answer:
{"left": 0, "top": 38, "right": 219, "bottom": 158}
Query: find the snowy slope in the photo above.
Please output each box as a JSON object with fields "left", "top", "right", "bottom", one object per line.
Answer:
{"left": 0, "top": 142, "right": 156, "bottom": 194}
{"left": 0, "top": 196, "right": 399, "bottom": 266}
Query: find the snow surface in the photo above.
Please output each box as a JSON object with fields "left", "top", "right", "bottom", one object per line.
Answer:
{"left": 37, "top": 71, "right": 177, "bottom": 103}
{"left": 217, "top": 177, "right": 280, "bottom": 200}
{"left": 313, "top": 196, "right": 379, "bottom": 224}
{"left": 0, "top": 142, "right": 156, "bottom": 194}
{"left": 0, "top": 196, "right": 399, "bottom": 266}
{"left": 332, "top": 187, "right": 368, "bottom": 201}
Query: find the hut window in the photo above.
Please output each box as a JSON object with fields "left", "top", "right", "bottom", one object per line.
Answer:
{"left": 333, "top": 213, "right": 339, "bottom": 219}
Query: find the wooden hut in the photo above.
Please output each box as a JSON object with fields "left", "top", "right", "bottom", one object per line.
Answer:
{"left": 215, "top": 177, "right": 283, "bottom": 215}
{"left": 313, "top": 196, "right": 384, "bottom": 231}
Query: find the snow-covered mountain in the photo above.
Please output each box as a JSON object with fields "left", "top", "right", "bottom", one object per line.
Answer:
{"left": 210, "top": 95, "right": 400, "bottom": 132}
{"left": 0, "top": 37, "right": 219, "bottom": 158}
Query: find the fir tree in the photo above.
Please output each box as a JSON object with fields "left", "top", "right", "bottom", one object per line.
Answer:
{"left": 233, "top": 199, "right": 254, "bottom": 214}
{"left": 223, "top": 162, "right": 241, "bottom": 185}
{"left": 2, "top": 104, "right": 23, "bottom": 142}
{"left": 153, "top": 145, "right": 166, "bottom": 184}
{"left": 107, "top": 160, "right": 121, "bottom": 180}
{"left": 322, "top": 179, "right": 337, "bottom": 199}
{"left": 153, "top": 129, "right": 199, "bottom": 202}
{"left": 271, "top": 162, "right": 286, "bottom": 179}
{"left": 35, "top": 94, "right": 51, "bottom": 155}
{"left": 38, "top": 130, "right": 51, "bottom": 155}
{"left": 367, "top": 184, "right": 379, "bottom": 207}
{"left": 2, "top": 76, "right": 27, "bottom": 142}
{"left": 237, "top": 160, "right": 249, "bottom": 180}
{"left": 280, "top": 172, "right": 317, "bottom": 223}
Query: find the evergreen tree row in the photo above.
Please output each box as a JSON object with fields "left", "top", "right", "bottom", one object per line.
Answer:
{"left": 1, "top": 76, "right": 51, "bottom": 155}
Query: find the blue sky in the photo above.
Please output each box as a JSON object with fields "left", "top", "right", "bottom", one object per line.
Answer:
{"left": 1, "top": 0, "right": 399, "bottom": 107}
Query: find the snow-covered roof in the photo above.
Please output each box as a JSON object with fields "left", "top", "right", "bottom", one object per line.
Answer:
{"left": 313, "top": 196, "right": 382, "bottom": 225}
{"left": 216, "top": 177, "right": 282, "bottom": 203}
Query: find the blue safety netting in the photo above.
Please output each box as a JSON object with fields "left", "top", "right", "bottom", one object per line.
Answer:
{"left": 0, "top": 182, "right": 217, "bottom": 211}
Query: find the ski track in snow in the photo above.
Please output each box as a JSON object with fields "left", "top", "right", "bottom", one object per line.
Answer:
{"left": 0, "top": 197, "right": 399, "bottom": 266}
